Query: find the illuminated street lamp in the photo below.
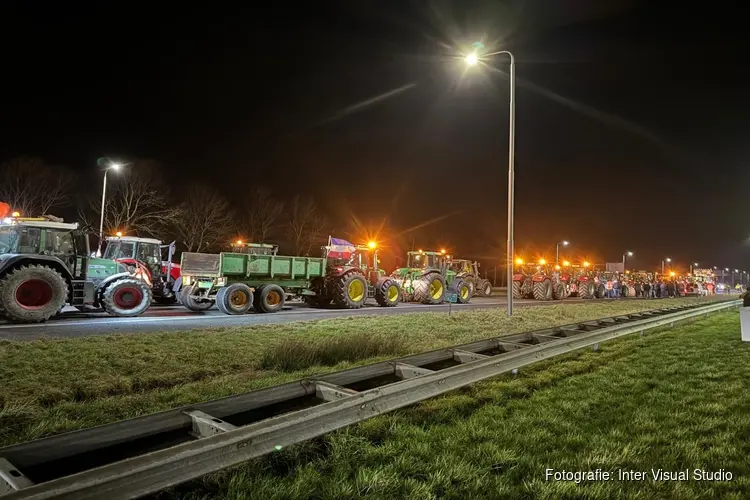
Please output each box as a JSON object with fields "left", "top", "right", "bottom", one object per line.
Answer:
{"left": 622, "top": 251, "right": 633, "bottom": 272}
{"left": 661, "top": 257, "right": 671, "bottom": 275}
{"left": 556, "top": 240, "right": 569, "bottom": 267}
{"left": 690, "top": 262, "right": 699, "bottom": 274}
{"left": 97, "top": 160, "right": 124, "bottom": 257}
{"left": 464, "top": 47, "right": 515, "bottom": 316}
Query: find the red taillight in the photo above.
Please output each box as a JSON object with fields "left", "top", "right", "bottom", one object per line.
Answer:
{"left": 336, "top": 267, "right": 343, "bottom": 272}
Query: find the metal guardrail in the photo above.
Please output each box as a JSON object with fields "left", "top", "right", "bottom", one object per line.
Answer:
{"left": 0, "top": 299, "right": 740, "bottom": 499}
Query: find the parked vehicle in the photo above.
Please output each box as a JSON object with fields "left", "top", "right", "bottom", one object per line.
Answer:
{"left": 390, "top": 250, "right": 471, "bottom": 304}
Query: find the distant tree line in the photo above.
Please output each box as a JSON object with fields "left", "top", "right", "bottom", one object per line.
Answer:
{"left": 0, "top": 156, "right": 329, "bottom": 256}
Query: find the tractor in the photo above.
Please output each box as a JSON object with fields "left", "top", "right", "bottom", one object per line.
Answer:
{"left": 0, "top": 214, "right": 152, "bottom": 323}
{"left": 560, "top": 265, "right": 604, "bottom": 299}
{"left": 512, "top": 261, "right": 566, "bottom": 301}
{"left": 307, "top": 241, "right": 401, "bottom": 309}
{"left": 449, "top": 258, "right": 492, "bottom": 297}
{"left": 390, "top": 250, "right": 471, "bottom": 305}
{"left": 103, "top": 235, "right": 181, "bottom": 305}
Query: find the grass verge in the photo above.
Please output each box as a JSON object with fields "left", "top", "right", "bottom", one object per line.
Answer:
{"left": 164, "top": 309, "right": 750, "bottom": 499}
{"left": 0, "top": 296, "right": 730, "bottom": 448}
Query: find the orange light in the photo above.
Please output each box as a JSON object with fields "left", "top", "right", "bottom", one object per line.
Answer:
{"left": 368, "top": 241, "right": 376, "bottom": 249}
{"left": 515, "top": 257, "right": 523, "bottom": 265}
{"left": 115, "top": 231, "right": 123, "bottom": 237}
{"left": 583, "top": 261, "right": 590, "bottom": 267}
{"left": 418, "top": 249, "right": 423, "bottom": 253}
{"left": 10, "top": 211, "right": 20, "bottom": 218}
{"left": 236, "top": 239, "right": 243, "bottom": 245}
{"left": 554, "top": 265, "right": 561, "bottom": 270}
{"left": 440, "top": 248, "right": 446, "bottom": 254}
{"left": 563, "top": 260, "right": 570, "bottom": 267}
{"left": 670, "top": 271, "right": 676, "bottom": 277}
{"left": 539, "top": 258, "right": 546, "bottom": 265}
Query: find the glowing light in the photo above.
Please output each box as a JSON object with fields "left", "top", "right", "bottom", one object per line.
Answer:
{"left": 562, "top": 241, "right": 569, "bottom": 246}
{"left": 368, "top": 241, "right": 376, "bottom": 249}
{"left": 418, "top": 249, "right": 423, "bottom": 253}
{"left": 236, "top": 239, "right": 243, "bottom": 245}
{"left": 554, "top": 265, "right": 561, "bottom": 270}
{"left": 670, "top": 271, "right": 676, "bottom": 277}
{"left": 10, "top": 211, "right": 20, "bottom": 217}
{"left": 563, "top": 260, "right": 570, "bottom": 267}
{"left": 465, "top": 53, "right": 478, "bottom": 66}
{"left": 110, "top": 163, "right": 121, "bottom": 170}
{"left": 627, "top": 251, "right": 633, "bottom": 256}
{"left": 515, "top": 257, "right": 523, "bottom": 265}
{"left": 583, "top": 261, "right": 590, "bottom": 267}
{"left": 440, "top": 248, "right": 446, "bottom": 254}
{"left": 115, "top": 231, "right": 122, "bottom": 237}
{"left": 539, "top": 258, "right": 547, "bottom": 265}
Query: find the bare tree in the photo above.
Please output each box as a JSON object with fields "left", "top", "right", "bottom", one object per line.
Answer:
{"left": 175, "top": 184, "right": 234, "bottom": 252}
{"left": 0, "top": 156, "right": 74, "bottom": 216}
{"left": 245, "top": 187, "right": 284, "bottom": 242}
{"left": 78, "top": 159, "right": 181, "bottom": 237}
{"left": 286, "top": 195, "right": 326, "bottom": 255}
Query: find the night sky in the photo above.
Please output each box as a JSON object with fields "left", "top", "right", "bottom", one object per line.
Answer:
{"left": 1, "top": 1, "right": 748, "bottom": 273}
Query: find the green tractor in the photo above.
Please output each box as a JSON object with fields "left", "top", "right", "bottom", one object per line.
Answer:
{"left": 449, "top": 258, "right": 493, "bottom": 297}
{"left": 306, "top": 240, "right": 401, "bottom": 309}
{"left": 390, "top": 250, "right": 471, "bottom": 305}
{"left": 0, "top": 215, "right": 152, "bottom": 323}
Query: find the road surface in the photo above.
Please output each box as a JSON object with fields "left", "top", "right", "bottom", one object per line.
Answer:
{"left": 0, "top": 296, "right": 585, "bottom": 340}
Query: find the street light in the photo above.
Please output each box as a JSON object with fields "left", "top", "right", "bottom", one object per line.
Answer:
{"left": 622, "top": 251, "right": 633, "bottom": 272}
{"left": 661, "top": 257, "right": 671, "bottom": 275}
{"left": 690, "top": 262, "right": 699, "bottom": 274}
{"left": 464, "top": 48, "right": 515, "bottom": 316}
{"left": 97, "top": 161, "right": 123, "bottom": 257}
{"left": 556, "top": 240, "right": 569, "bottom": 267}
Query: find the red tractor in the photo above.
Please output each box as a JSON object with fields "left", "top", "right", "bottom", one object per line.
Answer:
{"left": 512, "top": 260, "right": 566, "bottom": 301}
{"left": 103, "top": 236, "right": 182, "bottom": 305}
{"left": 560, "top": 265, "right": 606, "bottom": 299}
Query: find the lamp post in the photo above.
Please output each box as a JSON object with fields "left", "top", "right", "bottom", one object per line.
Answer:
{"left": 556, "top": 240, "right": 569, "bottom": 267}
{"left": 690, "top": 262, "right": 699, "bottom": 275}
{"left": 97, "top": 161, "right": 122, "bottom": 257}
{"left": 622, "top": 251, "right": 633, "bottom": 273}
{"left": 465, "top": 48, "right": 515, "bottom": 316}
{"left": 661, "top": 257, "right": 671, "bottom": 275}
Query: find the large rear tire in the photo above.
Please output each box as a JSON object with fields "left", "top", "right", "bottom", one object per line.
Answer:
{"left": 332, "top": 272, "right": 367, "bottom": 309}
{"left": 413, "top": 273, "right": 446, "bottom": 305}
{"left": 552, "top": 281, "right": 567, "bottom": 300}
{"left": 0, "top": 265, "right": 68, "bottom": 323}
{"left": 374, "top": 278, "right": 400, "bottom": 307}
{"left": 304, "top": 277, "right": 331, "bottom": 307}
{"left": 578, "top": 281, "right": 595, "bottom": 299}
{"left": 512, "top": 280, "right": 522, "bottom": 299}
{"left": 102, "top": 278, "right": 153, "bottom": 317}
{"left": 181, "top": 285, "right": 215, "bottom": 311}
{"left": 532, "top": 279, "right": 553, "bottom": 301}
{"left": 595, "top": 283, "right": 606, "bottom": 299}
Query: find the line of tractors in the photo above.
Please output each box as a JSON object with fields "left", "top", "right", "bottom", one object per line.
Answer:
{"left": 0, "top": 210, "right": 494, "bottom": 323}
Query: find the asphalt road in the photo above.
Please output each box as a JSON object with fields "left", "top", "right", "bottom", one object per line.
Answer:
{"left": 0, "top": 296, "right": 585, "bottom": 340}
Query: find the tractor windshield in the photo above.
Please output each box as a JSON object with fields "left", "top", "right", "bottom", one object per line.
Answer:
{"left": 407, "top": 253, "right": 439, "bottom": 269}
{"left": 104, "top": 241, "right": 136, "bottom": 260}
{"left": 0, "top": 226, "right": 18, "bottom": 254}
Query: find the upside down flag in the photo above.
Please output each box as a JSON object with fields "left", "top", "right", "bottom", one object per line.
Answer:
{"left": 327, "top": 237, "right": 356, "bottom": 259}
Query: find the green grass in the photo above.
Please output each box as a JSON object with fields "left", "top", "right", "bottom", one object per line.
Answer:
{"left": 162, "top": 309, "right": 750, "bottom": 500}
{"left": 0, "top": 297, "right": 728, "bottom": 448}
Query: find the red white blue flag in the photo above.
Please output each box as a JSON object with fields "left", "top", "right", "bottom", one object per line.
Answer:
{"left": 327, "top": 236, "right": 356, "bottom": 259}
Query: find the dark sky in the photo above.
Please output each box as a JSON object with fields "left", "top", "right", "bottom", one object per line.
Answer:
{"left": 1, "top": 0, "right": 749, "bottom": 273}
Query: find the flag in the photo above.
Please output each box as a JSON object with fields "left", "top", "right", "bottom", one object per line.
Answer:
{"left": 327, "top": 236, "right": 356, "bottom": 259}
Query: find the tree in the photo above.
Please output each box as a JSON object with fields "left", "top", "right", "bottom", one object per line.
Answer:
{"left": 286, "top": 195, "right": 326, "bottom": 255}
{"left": 78, "top": 159, "right": 181, "bottom": 237}
{"left": 175, "top": 184, "right": 234, "bottom": 252}
{"left": 245, "top": 187, "right": 284, "bottom": 242}
{"left": 0, "top": 156, "right": 74, "bottom": 216}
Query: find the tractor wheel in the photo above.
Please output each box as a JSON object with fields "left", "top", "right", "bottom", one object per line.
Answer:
{"left": 181, "top": 286, "right": 215, "bottom": 311}
{"left": 480, "top": 280, "right": 492, "bottom": 297}
{"left": 595, "top": 283, "right": 606, "bottom": 299}
{"left": 304, "top": 277, "right": 331, "bottom": 307}
{"left": 256, "top": 284, "right": 285, "bottom": 313}
{"left": 413, "top": 273, "right": 446, "bottom": 304}
{"left": 521, "top": 279, "right": 533, "bottom": 298}
{"left": 512, "top": 281, "right": 522, "bottom": 299}
{"left": 374, "top": 278, "right": 400, "bottom": 307}
{"left": 102, "top": 278, "right": 153, "bottom": 317}
{"left": 552, "top": 281, "right": 567, "bottom": 300}
{"left": 332, "top": 271, "right": 368, "bottom": 309}
{"left": 451, "top": 278, "right": 472, "bottom": 304}
{"left": 0, "top": 265, "right": 68, "bottom": 323}
{"left": 217, "top": 283, "right": 253, "bottom": 315}
{"left": 532, "top": 279, "right": 553, "bottom": 301}
{"left": 578, "top": 281, "right": 595, "bottom": 299}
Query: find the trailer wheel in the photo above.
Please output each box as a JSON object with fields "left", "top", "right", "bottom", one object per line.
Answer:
{"left": 102, "top": 278, "right": 153, "bottom": 317}
{"left": 257, "top": 284, "right": 285, "bottom": 313}
{"left": 217, "top": 283, "right": 253, "bottom": 315}
{"left": 532, "top": 279, "right": 553, "bottom": 301}
{"left": 413, "top": 273, "right": 446, "bottom": 304}
{"left": 374, "top": 278, "right": 400, "bottom": 307}
{"left": 332, "top": 271, "right": 367, "bottom": 309}
{"left": 181, "top": 286, "right": 215, "bottom": 311}
{"left": 578, "top": 281, "right": 595, "bottom": 299}
{"left": 0, "top": 265, "right": 68, "bottom": 323}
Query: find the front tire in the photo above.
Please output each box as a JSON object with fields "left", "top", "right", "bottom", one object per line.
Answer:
{"left": 481, "top": 281, "right": 492, "bottom": 297}
{"left": 413, "top": 273, "right": 446, "bottom": 305}
{"left": 102, "top": 278, "right": 153, "bottom": 317}
{"left": 451, "top": 278, "right": 471, "bottom": 304}
{"left": 0, "top": 265, "right": 68, "bottom": 323}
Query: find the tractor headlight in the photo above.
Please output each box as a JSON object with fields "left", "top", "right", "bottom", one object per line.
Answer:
{"left": 216, "top": 277, "right": 227, "bottom": 287}
{"left": 183, "top": 275, "right": 192, "bottom": 286}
